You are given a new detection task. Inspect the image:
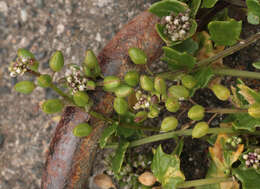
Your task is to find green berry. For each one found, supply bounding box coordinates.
[73,123,92,137]
[103,76,121,91]
[17,48,35,60]
[165,97,180,112]
[168,85,189,99]
[248,103,260,119]
[128,47,147,65]
[181,75,197,89]
[49,51,64,72]
[73,91,89,107]
[192,122,209,138]
[41,99,63,114]
[84,50,98,69]
[140,75,154,92]
[188,105,205,121]
[154,76,166,95]
[114,97,128,115]
[211,84,230,101]
[134,111,148,123]
[161,116,178,132]
[37,74,52,88]
[115,84,134,98]
[124,71,140,87]
[14,81,35,94]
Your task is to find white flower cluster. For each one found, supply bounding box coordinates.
[66,66,88,94]
[161,9,191,41]
[243,149,260,169]
[9,57,34,77]
[133,90,151,110]
[226,136,242,148]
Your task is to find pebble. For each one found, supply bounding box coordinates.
[20,9,27,22]
[57,23,65,35]
[0,133,4,148]
[0,1,8,15]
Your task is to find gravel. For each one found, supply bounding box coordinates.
[0,0,154,188]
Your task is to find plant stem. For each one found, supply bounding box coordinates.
[89,110,113,122]
[105,128,260,149]
[177,177,233,188]
[213,68,260,79]
[206,108,248,114]
[198,32,260,67]
[49,83,73,102]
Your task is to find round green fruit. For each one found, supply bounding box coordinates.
[140,75,154,92]
[49,51,64,72]
[37,74,52,88]
[181,75,197,89]
[211,84,230,101]
[192,122,209,138]
[14,80,35,94]
[84,50,98,69]
[124,70,139,87]
[41,99,63,114]
[73,123,92,137]
[168,85,189,100]
[165,97,180,113]
[103,76,120,91]
[248,103,260,119]
[161,116,178,132]
[114,84,134,98]
[17,48,35,61]
[73,91,89,107]
[188,105,205,121]
[113,97,128,115]
[128,47,147,65]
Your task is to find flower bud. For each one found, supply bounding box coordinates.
[103,76,120,91]
[49,50,64,72]
[148,105,160,118]
[28,61,39,72]
[168,85,189,100]
[165,97,180,112]
[83,66,94,78]
[248,103,260,119]
[14,80,35,94]
[138,171,156,186]
[154,76,166,95]
[73,91,89,107]
[84,50,98,69]
[73,123,92,137]
[192,122,209,138]
[140,75,154,92]
[128,47,147,65]
[188,105,205,121]
[211,84,230,101]
[161,116,178,132]
[113,97,128,115]
[86,80,96,90]
[134,111,148,123]
[17,48,35,61]
[124,70,139,87]
[37,74,52,88]
[181,75,196,89]
[41,99,63,114]
[114,84,134,98]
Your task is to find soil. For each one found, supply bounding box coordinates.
[1,1,260,189]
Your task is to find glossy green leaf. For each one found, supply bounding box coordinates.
[112,140,130,175]
[149,0,188,18]
[202,0,218,8]
[151,145,185,189]
[172,38,199,55]
[208,19,242,46]
[162,46,196,70]
[99,123,118,148]
[248,12,260,25]
[190,0,201,18]
[233,167,260,189]
[190,67,214,96]
[246,0,260,17]
[252,61,260,69]
[232,113,260,132]
[41,99,63,114]
[14,81,35,94]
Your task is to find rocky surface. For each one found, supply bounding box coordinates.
[0,0,154,188]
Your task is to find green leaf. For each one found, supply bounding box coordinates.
[232,113,260,132]
[99,123,118,148]
[14,80,35,94]
[246,0,260,17]
[233,167,260,189]
[112,140,129,175]
[73,123,92,137]
[172,38,199,55]
[190,0,201,18]
[162,46,196,70]
[248,12,260,25]
[253,61,260,69]
[201,0,218,8]
[151,145,185,189]
[208,19,242,46]
[149,0,188,18]
[190,67,214,96]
